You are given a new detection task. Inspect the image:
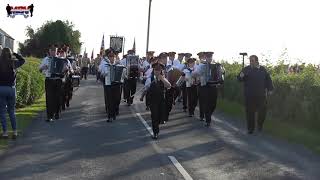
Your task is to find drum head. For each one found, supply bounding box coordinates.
[167,68,182,85]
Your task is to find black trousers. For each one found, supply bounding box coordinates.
[124,78,137,105]
[104,84,120,119]
[45,78,62,119]
[245,96,267,132]
[181,83,187,110]
[165,87,176,121]
[198,85,218,123]
[145,90,151,108]
[187,85,198,115]
[61,77,73,109]
[150,99,166,135]
[96,71,101,81]
[81,67,88,80]
[115,84,122,115]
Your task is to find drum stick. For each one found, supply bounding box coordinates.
[130,86,146,98]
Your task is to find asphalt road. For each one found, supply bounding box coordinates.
[0,76,319,180]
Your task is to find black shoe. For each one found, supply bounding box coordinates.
[200,118,204,121]
[54,114,60,120]
[152,134,158,139]
[205,122,210,127]
[247,131,254,134]
[189,114,194,117]
[107,118,112,122]
[66,101,70,108]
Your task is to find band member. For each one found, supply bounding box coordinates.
[181,58,198,117]
[114,51,123,116]
[39,45,66,122]
[121,49,137,106]
[142,51,155,110]
[80,53,90,80]
[192,52,219,127]
[167,52,180,67]
[159,52,173,123]
[195,52,206,121]
[58,47,73,111]
[144,59,171,139]
[100,48,124,122]
[180,53,192,111]
[140,57,158,108]
[237,55,273,134]
[94,54,102,82]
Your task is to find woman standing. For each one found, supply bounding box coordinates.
[0,48,25,139]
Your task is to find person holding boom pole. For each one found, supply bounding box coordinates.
[237,55,274,134]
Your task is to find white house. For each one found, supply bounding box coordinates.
[0,28,15,50]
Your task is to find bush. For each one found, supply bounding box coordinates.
[221,62,320,131]
[16,57,45,108]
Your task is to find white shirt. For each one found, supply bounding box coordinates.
[120,58,127,66]
[183,67,195,87]
[167,59,180,68]
[192,63,207,86]
[39,56,51,77]
[100,58,126,85]
[142,60,150,69]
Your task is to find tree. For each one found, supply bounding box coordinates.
[19,20,82,57]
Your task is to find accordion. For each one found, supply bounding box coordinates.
[126,55,139,78]
[48,57,68,78]
[206,63,225,85]
[105,64,126,85]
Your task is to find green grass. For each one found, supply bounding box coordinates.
[0,95,46,150]
[217,98,320,155]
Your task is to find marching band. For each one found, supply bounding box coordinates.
[39,40,227,139]
[39,39,225,139]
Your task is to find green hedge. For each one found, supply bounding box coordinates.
[221,62,320,131]
[16,57,45,108]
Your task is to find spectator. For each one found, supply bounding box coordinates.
[0,48,25,139]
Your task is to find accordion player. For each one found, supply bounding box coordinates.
[123,54,139,105]
[39,49,69,122]
[101,48,126,122]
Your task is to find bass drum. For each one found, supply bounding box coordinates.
[167,68,182,87]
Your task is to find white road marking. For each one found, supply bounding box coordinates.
[168,156,194,180]
[136,113,153,136]
[135,112,193,180]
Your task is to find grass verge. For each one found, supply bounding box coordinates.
[217,98,320,155]
[0,95,46,150]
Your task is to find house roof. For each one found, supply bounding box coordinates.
[0,28,15,40]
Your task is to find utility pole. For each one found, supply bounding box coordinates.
[146,0,152,56]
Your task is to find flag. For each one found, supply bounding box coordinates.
[132,37,136,53]
[100,34,105,56]
[83,47,86,56]
[91,49,94,60]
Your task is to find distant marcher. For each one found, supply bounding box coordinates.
[28,4,34,17]
[6,4,12,17]
[238,55,273,134]
[0,48,25,139]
